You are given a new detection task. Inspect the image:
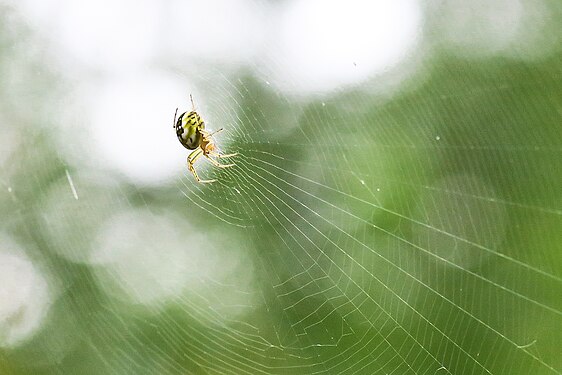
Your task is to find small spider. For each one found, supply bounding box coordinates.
[174,95,237,183]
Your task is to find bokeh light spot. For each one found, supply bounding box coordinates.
[266,0,422,95]
[0,236,51,348]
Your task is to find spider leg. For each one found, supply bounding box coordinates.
[173,108,178,128]
[201,128,223,137]
[187,149,216,183]
[190,94,196,111]
[210,151,238,158]
[205,153,235,168]
[209,128,223,136]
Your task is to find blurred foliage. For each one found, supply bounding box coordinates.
[1,3,561,375]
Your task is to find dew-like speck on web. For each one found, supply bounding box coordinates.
[65,169,79,200]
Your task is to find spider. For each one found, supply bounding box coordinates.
[174,95,237,183]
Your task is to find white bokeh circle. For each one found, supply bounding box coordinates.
[163,0,266,64]
[0,235,51,348]
[91,208,256,312]
[265,0,422,95]
[89,72,189,185]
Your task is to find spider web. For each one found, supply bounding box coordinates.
[1,1,561,375]
[170,68,562,374]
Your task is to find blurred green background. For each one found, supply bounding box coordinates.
[1,1,561,374]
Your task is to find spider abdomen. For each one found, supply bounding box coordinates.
[176,111,204,150]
